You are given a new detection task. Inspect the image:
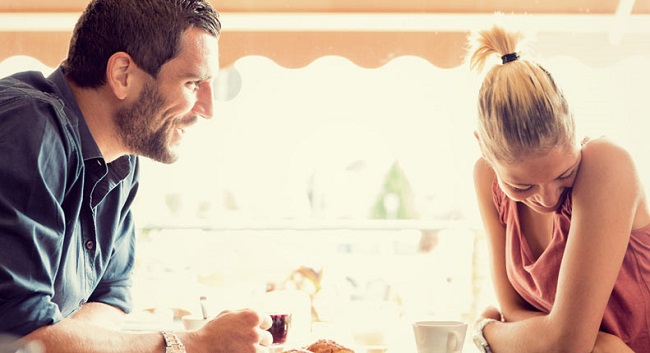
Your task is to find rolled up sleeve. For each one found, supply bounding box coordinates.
[1,69,141,336]
[0,96,77,336]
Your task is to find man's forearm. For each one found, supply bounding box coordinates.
[21,318,166,353]
[70,302,126,330]
[20,302,166,353]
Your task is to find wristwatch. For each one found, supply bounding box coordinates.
[161,330,186,353]
[473,318,498,353]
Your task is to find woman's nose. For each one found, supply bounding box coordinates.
[535,184,563,208]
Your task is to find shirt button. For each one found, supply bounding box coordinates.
[85,240,95,250]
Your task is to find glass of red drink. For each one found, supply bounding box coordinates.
[267,312,292,345]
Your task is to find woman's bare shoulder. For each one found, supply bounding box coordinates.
[583,138,650,227]
[575,136,645,208]
[474,157,496,192]
[582,135,636,156]
[579,137,637,176]
[473,157,495,182]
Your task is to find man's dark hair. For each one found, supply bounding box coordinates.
[63,0,221,88]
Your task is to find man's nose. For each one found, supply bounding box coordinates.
[194,81,214,119]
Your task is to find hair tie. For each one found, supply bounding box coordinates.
[501,52,519,64]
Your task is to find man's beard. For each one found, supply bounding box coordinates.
[114,81,178,164]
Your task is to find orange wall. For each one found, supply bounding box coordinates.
[1,0,649,69]
[2,0,648,14]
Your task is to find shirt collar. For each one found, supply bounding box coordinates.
[47,67,134,179]
[47,67,103,162]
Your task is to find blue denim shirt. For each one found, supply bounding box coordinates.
[0,67,139,336]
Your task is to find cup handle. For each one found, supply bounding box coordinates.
[447,331,462,353]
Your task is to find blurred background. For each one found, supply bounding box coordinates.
[2,0,649,350]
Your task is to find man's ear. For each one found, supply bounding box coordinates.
[106,52,136,100]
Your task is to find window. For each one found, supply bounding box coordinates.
[2,0,649,349]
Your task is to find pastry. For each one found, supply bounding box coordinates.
[281,350,312,353]
[305,339,355,353]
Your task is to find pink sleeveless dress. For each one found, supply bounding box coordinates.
[492,179,650,352]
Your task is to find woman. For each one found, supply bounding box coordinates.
[469,25,650,353]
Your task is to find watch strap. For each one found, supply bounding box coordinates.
[161,330,186,353]
[473,318,498,353]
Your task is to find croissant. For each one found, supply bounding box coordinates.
[305,339,355,353]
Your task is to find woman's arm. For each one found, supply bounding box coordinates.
[593,332,636,353]
[475,158,581,352]
[547,139,641,350]
[474,158,546,321]
[473,139,641,353]
[474,305,635,353]
[473,159,547,328]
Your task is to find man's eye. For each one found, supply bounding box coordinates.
[187,81,201,89]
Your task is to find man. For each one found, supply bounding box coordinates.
[0,0,273,352]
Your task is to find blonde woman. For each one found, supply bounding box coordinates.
[469,25,650,353]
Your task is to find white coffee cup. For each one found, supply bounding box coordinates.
[412,321,467,353]
[181,315,209,331]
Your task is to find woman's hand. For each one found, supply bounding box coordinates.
[592,332,635,353]
[475,305,502,325]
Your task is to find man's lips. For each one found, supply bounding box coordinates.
[175,116,198,132]
[180,115,198,126]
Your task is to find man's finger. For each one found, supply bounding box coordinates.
[260,313,273,330]
[259,329,274,347]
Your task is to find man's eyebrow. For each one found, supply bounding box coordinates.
[182,72,212,81]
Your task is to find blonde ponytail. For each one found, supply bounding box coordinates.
[469,25,575,164]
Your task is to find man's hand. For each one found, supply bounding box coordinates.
[183,308,274,353]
